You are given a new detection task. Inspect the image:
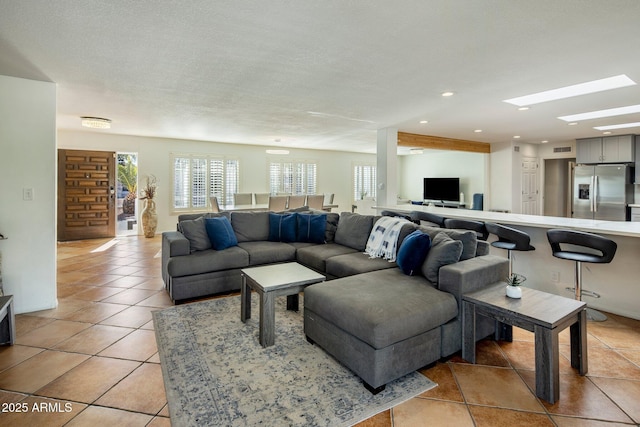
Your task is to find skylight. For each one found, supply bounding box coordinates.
[593,122,640,131]
[503,75,636,107]
[558,104,640,122]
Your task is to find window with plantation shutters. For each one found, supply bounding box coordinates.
[173,157,190,209]
[171,153,239,211]
[353,163,376,201]
[269,160,317,195]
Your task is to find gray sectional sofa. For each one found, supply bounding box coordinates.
[161,209,509,392]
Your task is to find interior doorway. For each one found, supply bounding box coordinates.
[116,153,138,236]
[543,158,575,217]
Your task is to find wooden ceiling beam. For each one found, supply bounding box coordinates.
[397,132,491,153]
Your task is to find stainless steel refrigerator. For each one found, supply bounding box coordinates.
[572,164,632,221]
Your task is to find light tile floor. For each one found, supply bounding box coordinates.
[0,235,638,426]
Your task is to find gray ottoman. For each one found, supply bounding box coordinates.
[304,268,457,393]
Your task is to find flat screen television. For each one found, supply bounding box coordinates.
[423,177,460,203]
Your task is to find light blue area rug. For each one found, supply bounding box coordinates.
[153,295,436,427]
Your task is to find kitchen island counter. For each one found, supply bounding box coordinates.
[375,204,640,320]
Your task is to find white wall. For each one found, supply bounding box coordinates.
[489,142,514,212]
[398,150,487,207]
[58,131,376,233]
[0,75,57,313]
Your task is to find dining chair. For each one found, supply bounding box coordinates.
[209,196,220,213]
[268,196,288,212]
[306,195,325,210]
[287,195,306,209]
[234,193,253,205]
[254,193,270,204]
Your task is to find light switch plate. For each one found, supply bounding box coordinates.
[23,188,34,201]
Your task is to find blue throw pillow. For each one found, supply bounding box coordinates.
[396,230,431,276]
[297,213,327,244]
[268,213,297,242]
[204,216,238,250]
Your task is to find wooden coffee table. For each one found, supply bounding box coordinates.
[462,282,587,403]
[240,262,325,347]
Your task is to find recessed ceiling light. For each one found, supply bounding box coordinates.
[441,91,455,97]
[517,107,530,111]
[419,120,428,124]
[503,74,636,107]
[81,117,111,129]
[594,122,640,131]
[568,122,578,126]
[474,129,482,133]
[541,140,549,143]
[265,149,290,155]
[513,135,521,139]
[558,104,640,122]
[602,131,612,135]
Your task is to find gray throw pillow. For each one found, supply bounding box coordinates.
[334,212,374,251]
[230,211,270,242]
[178,216,212,252]
[418,225,477,260]
[421,232,463,283]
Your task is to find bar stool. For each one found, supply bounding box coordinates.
[409,211,446,227]
[444,218,489,241]
[485,223,535,276]
[546,229,617,322]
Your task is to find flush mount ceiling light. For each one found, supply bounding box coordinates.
[441,91,455,97]
[541,140,549,143]
[265,149,290,155]
[558,104,640,122]
[503,74,636,107]
[81,117,111,129]
[594,122,640,131]
[474,129,482,133]
[419,120,428,124]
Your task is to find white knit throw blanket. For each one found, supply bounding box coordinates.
[364,216,409,262]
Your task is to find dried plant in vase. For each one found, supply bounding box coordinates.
[140,174,157,201]
[140,175,158,237]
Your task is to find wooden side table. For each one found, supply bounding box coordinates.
[0,295,16,345]
[462,283,587,403]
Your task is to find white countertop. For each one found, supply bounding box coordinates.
[629,204,640,208]
[376,204,640,238]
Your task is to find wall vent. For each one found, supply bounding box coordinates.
[514,146,520,152]
[553,146,572,153]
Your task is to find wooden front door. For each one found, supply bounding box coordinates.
[58,149,116,241]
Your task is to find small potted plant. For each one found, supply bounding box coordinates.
[505,273,526,299]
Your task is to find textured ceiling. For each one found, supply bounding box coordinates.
[1,1,640,153]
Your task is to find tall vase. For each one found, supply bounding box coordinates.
[142,199,158,238]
